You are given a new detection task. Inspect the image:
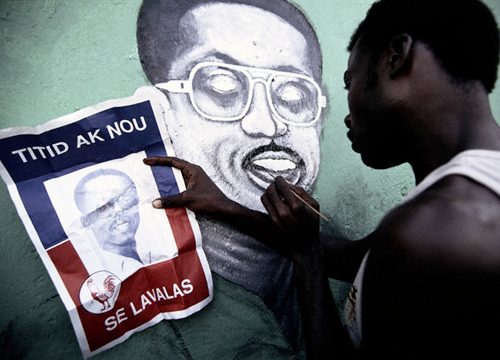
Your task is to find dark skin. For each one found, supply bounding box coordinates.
[144,156,354,357]
[145,33,500,358]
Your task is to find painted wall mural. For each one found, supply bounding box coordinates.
[136,0,324,348]
[2,0,498,358]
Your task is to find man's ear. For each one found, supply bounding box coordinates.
[387,34,414,79]
[81,215,89,227]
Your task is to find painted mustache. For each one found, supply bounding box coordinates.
[242,142,305,187]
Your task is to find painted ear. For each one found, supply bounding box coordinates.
[387,34,414,79]
[81,215,90,227]
[134,85,172,108]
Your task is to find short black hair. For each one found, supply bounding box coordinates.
[348,0,500,93]
[136,0,322,85]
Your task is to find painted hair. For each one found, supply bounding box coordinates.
[136,0,322,85]
[348,0,499,93]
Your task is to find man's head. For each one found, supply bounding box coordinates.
[344,0,500,170]
[348,0,499,93]
[137,0,324,211]
[137,0,322,85]
[74,169,140,258]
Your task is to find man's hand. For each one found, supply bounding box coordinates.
[262,177,354,358]
[144,156,289,253]
[143,156,234,217]
[261,176,321,263]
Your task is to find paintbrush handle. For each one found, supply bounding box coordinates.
[271,175,329,221]
[290,189,330,222]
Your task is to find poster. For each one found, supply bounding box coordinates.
[0,92,213,358]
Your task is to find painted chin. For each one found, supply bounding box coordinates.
[242,144,305,190]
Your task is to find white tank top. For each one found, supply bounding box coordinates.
[343,149,500,349]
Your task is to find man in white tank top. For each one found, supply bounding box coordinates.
[144,0,500,358]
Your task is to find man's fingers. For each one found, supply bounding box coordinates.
[261,191,280,223]
[144,156,198,184]
[263,181,300,225]
[143,156,191,170]
[274,176,298,206]
[152,193,186,209]
[275,176,319,210]
[143,156,170,166]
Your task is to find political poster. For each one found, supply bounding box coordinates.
[0,93,213,358]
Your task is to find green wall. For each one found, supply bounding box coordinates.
[1,0,499,358]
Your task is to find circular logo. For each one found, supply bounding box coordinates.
[79,270,121,314]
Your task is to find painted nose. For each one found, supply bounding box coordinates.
[110,201,124,216]
[241,83,288,138]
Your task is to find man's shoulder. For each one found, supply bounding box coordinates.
[361,175,500,355]
[377,174,500,268]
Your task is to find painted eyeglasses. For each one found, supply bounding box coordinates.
[156,62,326,126]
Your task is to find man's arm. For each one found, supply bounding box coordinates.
[145,156,371,280]
[292,244,355,359]
[144,157,294,255]
[321,233,374,283]
[144,157,356,357]
[262,178,356,358]
[360,176,500,357]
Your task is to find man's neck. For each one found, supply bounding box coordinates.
[103,239,142,263]
[407,84,500,184]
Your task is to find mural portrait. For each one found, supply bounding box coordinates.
[136,0,324,347]
[136,0,323,211]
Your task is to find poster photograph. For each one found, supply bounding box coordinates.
[0,93,213,358]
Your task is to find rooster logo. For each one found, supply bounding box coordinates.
[86,275,117,311]
[79,271,121,314]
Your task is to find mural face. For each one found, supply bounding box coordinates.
[160,3,323,211]
[74,170,141,263]
[136,1,324,346]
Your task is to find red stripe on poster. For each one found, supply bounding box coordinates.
[164,207,197,254]
[47,240,89,305]
[48,208,209,352]
[79,250,209,351]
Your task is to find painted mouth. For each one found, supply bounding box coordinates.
[111,218,134,234]
[242,143,305,189]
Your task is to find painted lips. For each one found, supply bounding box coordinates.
[110,215,137,234]
[242,143,305,189]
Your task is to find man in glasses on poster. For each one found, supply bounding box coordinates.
[74,169,144,275]
[137,0,325,348]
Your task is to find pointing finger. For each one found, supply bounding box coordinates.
[152,193,187,209]
[143,156,192,170]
